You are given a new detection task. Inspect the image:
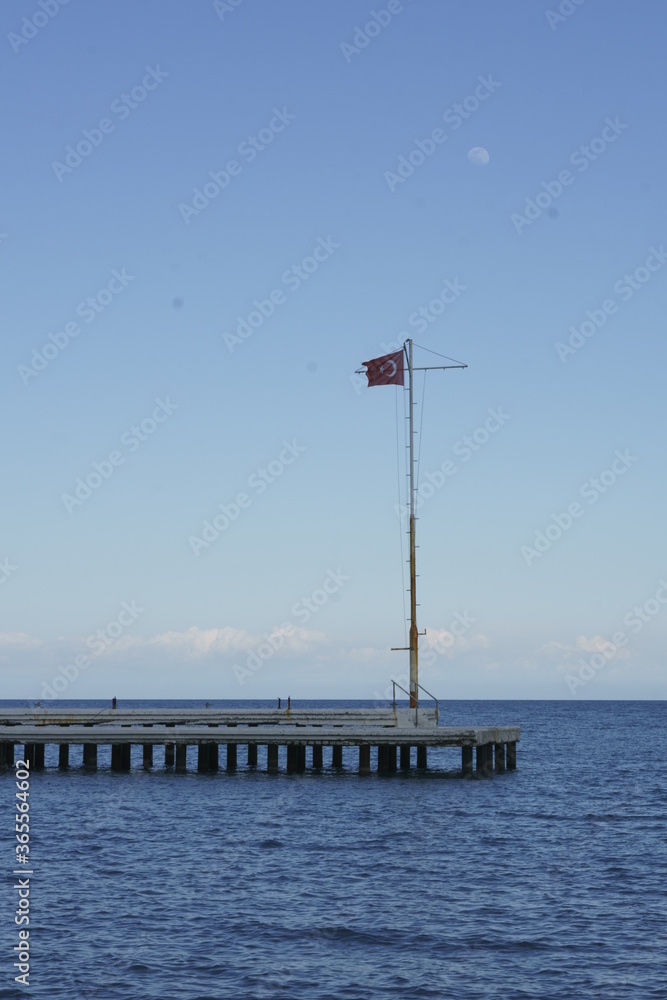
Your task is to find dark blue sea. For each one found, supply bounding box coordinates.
[1,700,666,1000]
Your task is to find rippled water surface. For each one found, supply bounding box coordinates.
[2,699,666,1000]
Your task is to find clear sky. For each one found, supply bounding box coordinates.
[2,0,666,701]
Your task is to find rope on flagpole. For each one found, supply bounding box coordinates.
[395,382,408,649]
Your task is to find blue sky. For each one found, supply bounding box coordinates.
[2,0,666,701]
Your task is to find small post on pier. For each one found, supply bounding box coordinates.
[506,741,517,770]
[359,744,371,775]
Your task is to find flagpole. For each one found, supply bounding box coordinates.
[358,344,467,709]
[407,338,418,709]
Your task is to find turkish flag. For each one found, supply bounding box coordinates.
[362,349,405,387]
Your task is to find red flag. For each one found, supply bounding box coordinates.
[362,349,404,387]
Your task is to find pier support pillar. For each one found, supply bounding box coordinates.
[143,744,153,769]
[208,743,219,771]
[312,744,323,769]
[175,744,187,773]
[121,744,131,770]
[247,743,258,767]
[0,743,5,768]
[416,746,427,769]
[267,744,278,773]
[494,743,505,772]
[359,744,371,775]
[165,743,175,767]
[111,744,122,771]
[24,744,35,769]
[226,743,237,770]
[297,745,306,772]
[3,743,13,767]
[332,745,343,768]
[486,743,494,773]
[506,741,517,770]
[197,744,209,773]
[377,745,388,773]
[462,746,473,777]
[83,744,97,769]
[35,744,45,770]
[286,744,298,773]
[387,745,397,772]
[59,744,69,768]
[400,745,411,770]
[476,745,487,775]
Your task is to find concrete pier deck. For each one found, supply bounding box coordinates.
[0,707,520,775]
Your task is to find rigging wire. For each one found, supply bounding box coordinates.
[415,369,427,492]
[395,384,408,648]
[412,342,467,367]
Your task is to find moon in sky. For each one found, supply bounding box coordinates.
[467,146,490,166]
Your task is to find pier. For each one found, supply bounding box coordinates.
[0,706,519,776]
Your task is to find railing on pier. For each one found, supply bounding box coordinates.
[391,680,440,727]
